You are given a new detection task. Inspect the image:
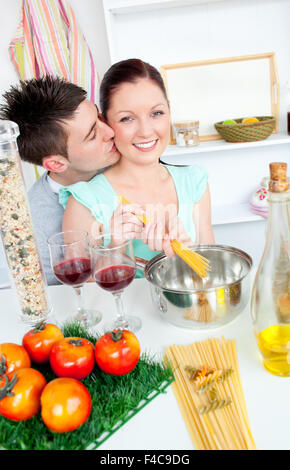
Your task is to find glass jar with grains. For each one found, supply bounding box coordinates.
[0,120,51,324]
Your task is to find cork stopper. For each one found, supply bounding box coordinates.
[269,162,289,192]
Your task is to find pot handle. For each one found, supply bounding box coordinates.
[135,256,148,272]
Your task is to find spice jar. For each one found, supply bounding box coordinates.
[173,121,199,147]
[0,120,51,324]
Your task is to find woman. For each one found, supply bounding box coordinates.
[60,59,215,267]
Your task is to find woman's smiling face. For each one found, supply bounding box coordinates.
[106,78,170,165]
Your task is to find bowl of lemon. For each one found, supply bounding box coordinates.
[214,116,276,142]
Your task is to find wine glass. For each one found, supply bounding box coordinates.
[91,233,141,333]
[48,230,102,328]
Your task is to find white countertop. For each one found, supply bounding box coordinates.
[0,277,289,451]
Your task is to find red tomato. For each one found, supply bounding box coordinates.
[50,337,95,380]
[22,322,64,363]
[0,368,46,421]
[95,329,141,375]
[0,343,31,376]
[41,377,91,433]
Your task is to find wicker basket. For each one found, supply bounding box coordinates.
[214,116,276,142]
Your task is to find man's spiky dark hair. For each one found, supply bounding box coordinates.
[0,75,87,166]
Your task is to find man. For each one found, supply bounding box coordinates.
[0,76,120,284]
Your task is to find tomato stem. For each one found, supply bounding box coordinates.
[68,339,84,347]
[0,354,7,375]
[32,320,46,334]
[110,330,123,342]
[0,373,18,400]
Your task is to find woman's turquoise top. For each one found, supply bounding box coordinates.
[59,164,208,277]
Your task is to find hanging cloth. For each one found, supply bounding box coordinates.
[8,0,98,179]
[9,0,97,101]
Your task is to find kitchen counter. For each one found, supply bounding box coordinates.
[0,277,289,450]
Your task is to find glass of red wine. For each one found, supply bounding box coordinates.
[48,230,102,328]
[91,233,141,333]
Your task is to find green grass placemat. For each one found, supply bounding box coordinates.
[0,322,173,450]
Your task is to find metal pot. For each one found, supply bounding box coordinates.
[136,245,252,330]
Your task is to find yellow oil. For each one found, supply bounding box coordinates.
[256,325,290,377]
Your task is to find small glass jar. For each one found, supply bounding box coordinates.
[0,120,51,325]
[173,121,199,147]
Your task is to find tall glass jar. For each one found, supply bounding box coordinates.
[0,120,51,324]
[251,162,290,376]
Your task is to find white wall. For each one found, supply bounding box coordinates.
[102,0,290,266]
[109,0,290,133]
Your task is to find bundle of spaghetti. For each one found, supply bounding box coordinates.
[170,240,210,278]
[165,337,256,450]
[118,196,211,278]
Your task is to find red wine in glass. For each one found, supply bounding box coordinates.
[48,230,102,328]
[53,257,92,286]
[94,264,136,292]
[91,235,141,332]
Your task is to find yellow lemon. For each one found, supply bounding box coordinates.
[242,117,259,123]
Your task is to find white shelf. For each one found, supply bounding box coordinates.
[107,0,226,14]
[161,133,290,164]
[212,202,265,226]
[162,134,283,227]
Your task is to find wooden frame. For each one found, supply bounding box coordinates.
[160,52,280,144]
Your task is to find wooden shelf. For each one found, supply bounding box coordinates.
[161,133,290,164]
[106,0,225,14]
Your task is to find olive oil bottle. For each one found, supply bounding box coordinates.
[251,162,290,376]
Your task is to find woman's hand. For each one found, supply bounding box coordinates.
[109,203,145,244]
[141,213,193,258]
